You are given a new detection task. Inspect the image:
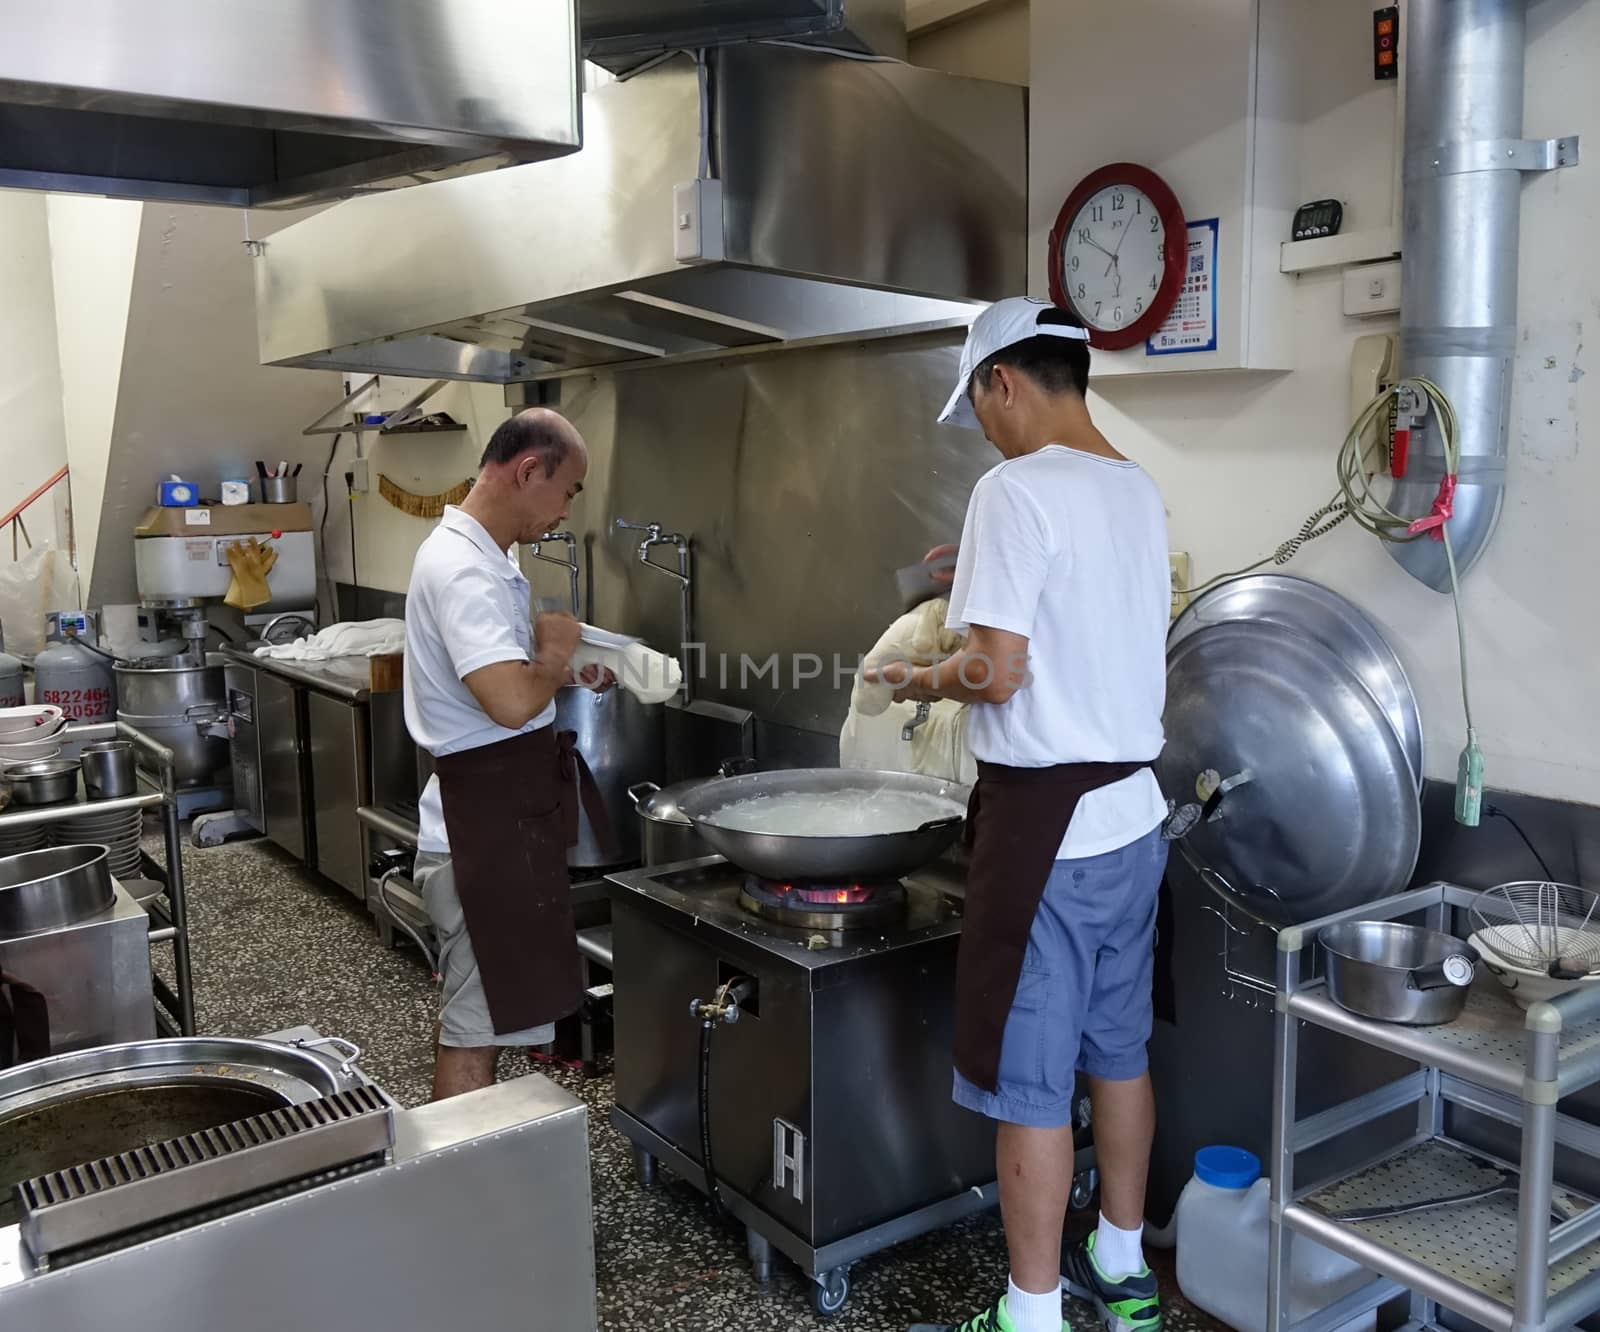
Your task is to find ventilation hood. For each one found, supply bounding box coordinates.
[253,44,1025,383]
[0,0,582,208]
[583,0,906,68]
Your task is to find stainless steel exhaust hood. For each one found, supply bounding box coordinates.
[253,45,1025,383]
[0,0,582,208]
[583,0,907,67]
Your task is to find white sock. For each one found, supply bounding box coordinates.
[1007,1275,1062,1332]
[1094,1213,1146,1280]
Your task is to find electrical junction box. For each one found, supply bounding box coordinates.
[1169,551,1192,619]
[673,178,724,264]
[1343,260,1402,317]
[350,458,371,494]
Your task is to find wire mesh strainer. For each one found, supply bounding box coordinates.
[1470,881,1600,978]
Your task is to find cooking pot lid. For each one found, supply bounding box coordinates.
[1159,619,1420,925]
[1170,574,1422,788]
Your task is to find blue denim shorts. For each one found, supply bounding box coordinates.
[952,826,1168,1127]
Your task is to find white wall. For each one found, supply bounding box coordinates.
[0,191,69,562]
[341,380,512,596]
[1031,2,1599,805]
[46,195,142,594]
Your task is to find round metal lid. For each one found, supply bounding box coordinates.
[1170,575,1422,790]
[1160,620,1421,925]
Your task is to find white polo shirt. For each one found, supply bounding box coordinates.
[946,445,1170,860]
[404,506,554,853]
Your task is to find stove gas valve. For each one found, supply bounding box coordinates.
[691,976,754,1024]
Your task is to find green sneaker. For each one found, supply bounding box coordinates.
[909,1294,1070,1332]
[1061,1235,1162,1332]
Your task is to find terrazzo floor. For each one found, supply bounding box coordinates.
[150,828,1222,1332]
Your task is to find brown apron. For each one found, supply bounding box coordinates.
[434,726,610,1035]
[955,758,1154,1092]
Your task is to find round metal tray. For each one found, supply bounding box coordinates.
[1160,619,1421,925]
[1170,574,1422,789]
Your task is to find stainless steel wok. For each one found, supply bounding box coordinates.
[673,768,969,881]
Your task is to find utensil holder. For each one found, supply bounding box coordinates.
[261,475,297,504]
[81,740,136,799]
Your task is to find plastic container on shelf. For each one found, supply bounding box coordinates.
[1175,1146,1376,1332]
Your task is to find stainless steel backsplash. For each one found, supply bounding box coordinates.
[530,328,991,739]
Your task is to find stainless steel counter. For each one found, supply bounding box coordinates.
[222,644,373,702]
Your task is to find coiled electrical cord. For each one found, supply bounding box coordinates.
[1176,377,1479,819]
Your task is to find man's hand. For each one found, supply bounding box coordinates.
[567,663,617,692]
[863,625,1030,707]
[923,543,958,591]
[535,611,582,666]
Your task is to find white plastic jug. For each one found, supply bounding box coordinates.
[1175,1146,1375,1332]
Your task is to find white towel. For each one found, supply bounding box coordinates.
[570,638,682,704]
[254,618,405,662]
[840,599,977,786]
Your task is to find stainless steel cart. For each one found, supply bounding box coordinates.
[1270,882,1600,1332]
[0,720,195,1036]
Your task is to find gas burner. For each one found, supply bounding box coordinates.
[738,876,908,931]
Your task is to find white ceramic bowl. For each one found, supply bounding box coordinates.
[0,739,64,764]
[1469,929,1600,1009]
[0,705,64,738]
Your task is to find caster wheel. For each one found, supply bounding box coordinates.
[812,1268,850,1318]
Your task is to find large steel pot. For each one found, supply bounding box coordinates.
[116,654,229,789]
[674,767,969,881]
[557,684,665,868]
[0,1035,360,1226]
[627,760,756,867]
[1320,921,1476,1025]
[0,844,113,935]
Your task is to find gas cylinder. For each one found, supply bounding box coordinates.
[0,623,24,708]
[34,610,117,723]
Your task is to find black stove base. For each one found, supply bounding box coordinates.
[611,1106,1000,1317]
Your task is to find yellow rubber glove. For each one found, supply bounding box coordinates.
[224,538,279,610]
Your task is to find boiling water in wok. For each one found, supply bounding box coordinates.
[676,769,970,881]
[705,790,960,838]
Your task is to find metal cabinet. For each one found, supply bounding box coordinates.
[223,662,266,835]
[307,690,371,900]
[257,670,310,861]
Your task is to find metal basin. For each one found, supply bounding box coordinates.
[1320,921,1476,1026]
[4,758,79,806]
[674,768,969,881]
[0,1036,358,1225]
[0,844,113,936]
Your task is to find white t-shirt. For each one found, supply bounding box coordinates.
[946,445,1169,859]
[404,506,554,853]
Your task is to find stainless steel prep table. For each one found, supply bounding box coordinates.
[224,646,374,900]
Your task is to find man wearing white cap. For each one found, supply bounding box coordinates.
[868,298,1171,1332]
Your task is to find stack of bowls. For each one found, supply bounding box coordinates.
[0,823,49,857]
[0,705,67,770]
[53,808,144,880]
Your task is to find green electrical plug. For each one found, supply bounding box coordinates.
[1455,729,1483,827]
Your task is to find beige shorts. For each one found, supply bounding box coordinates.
[414,851,556,1049]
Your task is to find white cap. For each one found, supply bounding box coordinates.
[937,297,1090,429]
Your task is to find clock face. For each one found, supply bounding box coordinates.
[1059,186,1166,334]
[1047,164,1186,351]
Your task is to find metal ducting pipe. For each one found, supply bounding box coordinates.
[1388,0,1525,590]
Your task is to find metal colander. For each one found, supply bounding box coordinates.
[1470,881,1600,976]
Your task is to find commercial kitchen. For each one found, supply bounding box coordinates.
[0,1,1595,1330]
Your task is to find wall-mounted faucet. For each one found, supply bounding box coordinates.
[528,530,580,615]
[615,518,693,702]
